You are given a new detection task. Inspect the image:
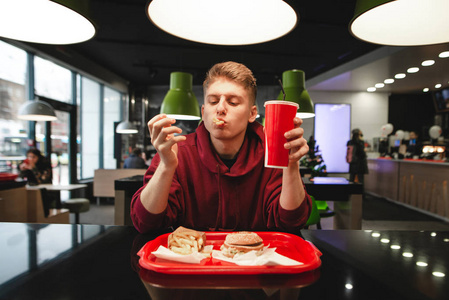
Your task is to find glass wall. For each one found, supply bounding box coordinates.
[34,56,71,103]
[0,41,28,172]
[80,77,100,179]
[103,87,121,169]
[0,41,124,180]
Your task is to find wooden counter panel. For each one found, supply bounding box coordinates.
[367,159,449,220]
[365,159,399,200]
[398,163,449,218]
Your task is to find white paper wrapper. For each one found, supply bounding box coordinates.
[211,247,303,266]
[151,245,213,264]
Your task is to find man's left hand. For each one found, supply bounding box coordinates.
[284,117,309,163]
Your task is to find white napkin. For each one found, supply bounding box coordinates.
[211,247,303,266]
[151,245,213,264]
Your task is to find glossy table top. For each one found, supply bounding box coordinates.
[303,177,363,201]
[0,223,447,300]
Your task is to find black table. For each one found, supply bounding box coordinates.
[304,177,364,229]
[0,223,447,300]
[115,175,145,225]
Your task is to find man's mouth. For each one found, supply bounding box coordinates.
[213,117,225,126]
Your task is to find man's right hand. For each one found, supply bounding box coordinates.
[147,114,186,168]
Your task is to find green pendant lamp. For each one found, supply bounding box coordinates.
[277,70,314,119]
[160,72,201,120]
[349,0,449,46]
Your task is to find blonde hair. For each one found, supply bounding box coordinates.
[203,61,257,105]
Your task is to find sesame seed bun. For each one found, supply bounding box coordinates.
[220,232,264,258]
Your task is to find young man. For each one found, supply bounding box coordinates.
[131,61,311,233]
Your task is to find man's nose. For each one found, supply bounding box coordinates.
[216,97,227,114]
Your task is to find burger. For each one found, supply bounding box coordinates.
[220,231,264,258]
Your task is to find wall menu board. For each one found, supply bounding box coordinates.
[314,103,351,173]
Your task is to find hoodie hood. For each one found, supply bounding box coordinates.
[195,121,264,176]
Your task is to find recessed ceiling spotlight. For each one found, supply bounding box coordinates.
[439,51,449,58]
[421,60,435,66]
[435,84,442,88]
[407,67,420,73]
[367,87,376,92]
[395,73,406,79]
[423,88,430,92]
[375,83,385,88]
[416,261,428,267]
[432,272,445,278]
[384,79,394,84]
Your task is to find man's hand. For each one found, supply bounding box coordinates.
[284,117,309,164]
[147,114,186,168]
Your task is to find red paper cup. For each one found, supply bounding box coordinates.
[264,100,299,168]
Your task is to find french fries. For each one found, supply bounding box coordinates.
[213,117,224,125]
[168,227,206,255]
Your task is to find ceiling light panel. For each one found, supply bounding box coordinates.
[350,0,449,46]
[147,0,297,45]
[0,0,95,44]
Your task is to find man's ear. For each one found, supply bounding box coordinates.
[248,105,257,123]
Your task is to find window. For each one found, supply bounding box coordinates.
[80,77,100,179]
[0,41,28,172]
[34,56,71,103]
[103,87,121,169]
[0,41,124,180]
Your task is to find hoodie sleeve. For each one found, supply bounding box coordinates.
[264,169,312,233]
[130,154,183,233]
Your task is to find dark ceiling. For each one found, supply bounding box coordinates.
[57,0,381,87]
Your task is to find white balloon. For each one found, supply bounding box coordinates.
[395,130,405,140]
[404,131,410,140]
[429,125,442,139]
[381,123,394,136]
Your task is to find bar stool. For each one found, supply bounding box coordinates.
[62,198,90,224]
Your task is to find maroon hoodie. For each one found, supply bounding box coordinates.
[130,121,311,234]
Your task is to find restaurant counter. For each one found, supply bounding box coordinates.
[366,158,449,221]
[0,222,448,300]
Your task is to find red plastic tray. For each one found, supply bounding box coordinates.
[138,231,322,275]
[0,173,18,182]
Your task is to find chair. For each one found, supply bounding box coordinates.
[316,200,336,219]
[62,198,90,224]
[305,195,322,229]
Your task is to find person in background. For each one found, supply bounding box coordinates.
[124,148,148,169]
[131,61,311,234]
[19,148,52,184]
[347,128,368,183]
[407,131,422,158]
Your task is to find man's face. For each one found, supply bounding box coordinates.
[202,77,257,142]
